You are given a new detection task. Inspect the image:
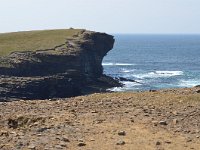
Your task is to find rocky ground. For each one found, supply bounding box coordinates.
[0,87,200,150]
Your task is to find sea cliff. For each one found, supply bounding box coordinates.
[0,29,120,101]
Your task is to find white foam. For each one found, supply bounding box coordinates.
[102,62,135,66]
[108,81,141,92]
[133,71,183,79]
[121,68,136,73]
[155,71,183,76]
[179,79,200,87]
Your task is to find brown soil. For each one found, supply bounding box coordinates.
[0,87,200,150]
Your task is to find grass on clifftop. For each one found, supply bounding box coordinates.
[0,29,83,56]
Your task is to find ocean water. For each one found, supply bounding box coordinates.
[102,34,200,91]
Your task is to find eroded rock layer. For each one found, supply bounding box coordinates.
[0,30,120,101]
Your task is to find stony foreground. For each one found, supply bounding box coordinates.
[0,87,200,150]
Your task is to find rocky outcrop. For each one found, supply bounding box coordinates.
[0,30,120,101]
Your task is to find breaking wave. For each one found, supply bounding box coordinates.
[178,79,200,87]
[133,71,184,79]
[108,81,142,92]
[102,62,135,66]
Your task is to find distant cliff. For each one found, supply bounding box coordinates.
[0,29,120,101]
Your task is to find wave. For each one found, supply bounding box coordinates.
[121,68,136,73]
[133,71,183,79]
[102,62,135,66]
[178,79,200,87]
[107,81,142,92]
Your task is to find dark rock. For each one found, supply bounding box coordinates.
[36,127,50,132]
[149,89,157,92]
[119,77,135,82]
[118,131,126,136]
[159,121,167,125]
[0,30,120,101]
[116,140,125,145]
[186,138,192,142]
[195,90,200,93]
[77,142,86,147]
[165,140,172,144]
[8,118,18,129]
[195,85,200,88]
[118,77,142,84]
[156,141,161,145]
[61,137,70,142]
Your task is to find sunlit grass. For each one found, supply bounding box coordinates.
[0,29,83,56]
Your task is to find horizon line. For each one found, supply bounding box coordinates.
[109,33,200,35]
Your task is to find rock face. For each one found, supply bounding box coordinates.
[0,30,120,101]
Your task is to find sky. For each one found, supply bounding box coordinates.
[0,0,200,34]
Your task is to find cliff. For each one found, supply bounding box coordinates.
[0,29,120,101]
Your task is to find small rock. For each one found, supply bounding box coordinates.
[149,89,157,92]
[55,145,63,149]
[195,90,200,93]
[0,130,9,136]
[16,142,24,149]
[118,131,126,136]
[37,134,42,136]
[28,144,36,149]
[116,140,125,145]
[60,142,67,147]
[78,142,86,147]
[36,127,49,132]
[156,141,161,145]
[10,131,17,136]
[91,110,98,113]
[172,119,178,125]
[62,137,70,142]
[78,139,84,142]
[186,138,192,142]
[159,121,167,125]
[172,111,178,115]
[165,140,172,144]
[152,121,158,126]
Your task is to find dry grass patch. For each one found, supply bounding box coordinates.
[0,29,83,56]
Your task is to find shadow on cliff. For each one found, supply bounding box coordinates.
[0,30,121,101]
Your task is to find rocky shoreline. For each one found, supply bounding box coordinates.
[0,29,120,101]
[0,87,200,149]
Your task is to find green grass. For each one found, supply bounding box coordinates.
[0,29,83,56]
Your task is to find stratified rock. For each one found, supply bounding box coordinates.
[0,29,121,101]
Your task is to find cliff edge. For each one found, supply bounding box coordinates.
[0,29,120,101]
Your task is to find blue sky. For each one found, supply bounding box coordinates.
[0,0,200,33]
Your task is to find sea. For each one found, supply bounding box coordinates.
[102,34,200,91]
